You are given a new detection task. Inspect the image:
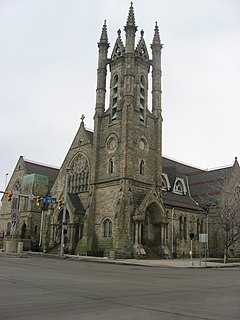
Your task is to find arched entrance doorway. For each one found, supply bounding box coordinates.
[20,222,27,239]
[140,202,168,257]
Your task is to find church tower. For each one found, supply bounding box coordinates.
[83,3,167,258]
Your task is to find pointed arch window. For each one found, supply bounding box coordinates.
[139,76,146,122]
[184,217,187,240]
[20,222,27,239]
[103,218,112,237]
[179,216,184,240]
[111,74,118,121]
[173,178,187,195]
[108,158,114,174]
[140,159,145,175]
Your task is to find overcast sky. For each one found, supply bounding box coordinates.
[1,0,240,192]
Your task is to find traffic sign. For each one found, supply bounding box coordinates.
[42,197,57,205]
[28,194,35,201]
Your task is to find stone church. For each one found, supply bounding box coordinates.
[49,3,167,258]
[1,3,239,259]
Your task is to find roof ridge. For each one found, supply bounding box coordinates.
[24,158,59,170]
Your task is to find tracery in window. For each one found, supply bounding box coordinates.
[173,178,186,195]
[69,154,89,193]
[106,134,118,152]
[103,218,112,237]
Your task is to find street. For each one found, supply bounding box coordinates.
[0,255,239,320]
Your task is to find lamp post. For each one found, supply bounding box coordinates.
[60,168,70,256]
[5,173,9,189]
[189,232,194,267]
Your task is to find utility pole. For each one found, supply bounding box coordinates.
[60,169,69,256]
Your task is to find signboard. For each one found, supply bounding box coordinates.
[42,197,57,205]
[199,233,208,243]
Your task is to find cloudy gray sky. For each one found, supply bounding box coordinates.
[1,0,240,192]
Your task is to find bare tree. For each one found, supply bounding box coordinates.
[189,162,240,261]
[218,184,240,262]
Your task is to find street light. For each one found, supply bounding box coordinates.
[5,173,9,189]
[189,232,194,267]
[60,168,70,256]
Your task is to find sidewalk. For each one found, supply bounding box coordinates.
[1,251,240,268]
[63,255,240,268]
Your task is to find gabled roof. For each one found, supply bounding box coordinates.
[162,156,233,208]
[163,192,203,211]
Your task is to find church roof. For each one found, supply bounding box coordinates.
[85,129,93,144]
[162,156,232,209]
[188,167,231,207]
[68,193,85,215]
[162,192,202,211]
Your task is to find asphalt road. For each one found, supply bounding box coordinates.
[0,256,239,320]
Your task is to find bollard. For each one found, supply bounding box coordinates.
[6,240,13,253]
[17,241,24,253]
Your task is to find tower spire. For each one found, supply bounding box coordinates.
[95,20,109,117]
[98,20,109,46]
[151,21,162,48]
[124,2,137,53]
[151,21,163,117]
[126,2,136,27]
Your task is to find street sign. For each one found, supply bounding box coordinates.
[28,194,35,201]
[42,197,57,205]
[199,233,208,243]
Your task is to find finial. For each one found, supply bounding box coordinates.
[98,20,109,47]
[80,114,85,123]
[140,29,144,38]
[235,156,238,162]
[126,2,136,27]
[151,21,162,49]
[117,29,121,37]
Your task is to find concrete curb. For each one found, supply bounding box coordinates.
[1,251,240,269]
